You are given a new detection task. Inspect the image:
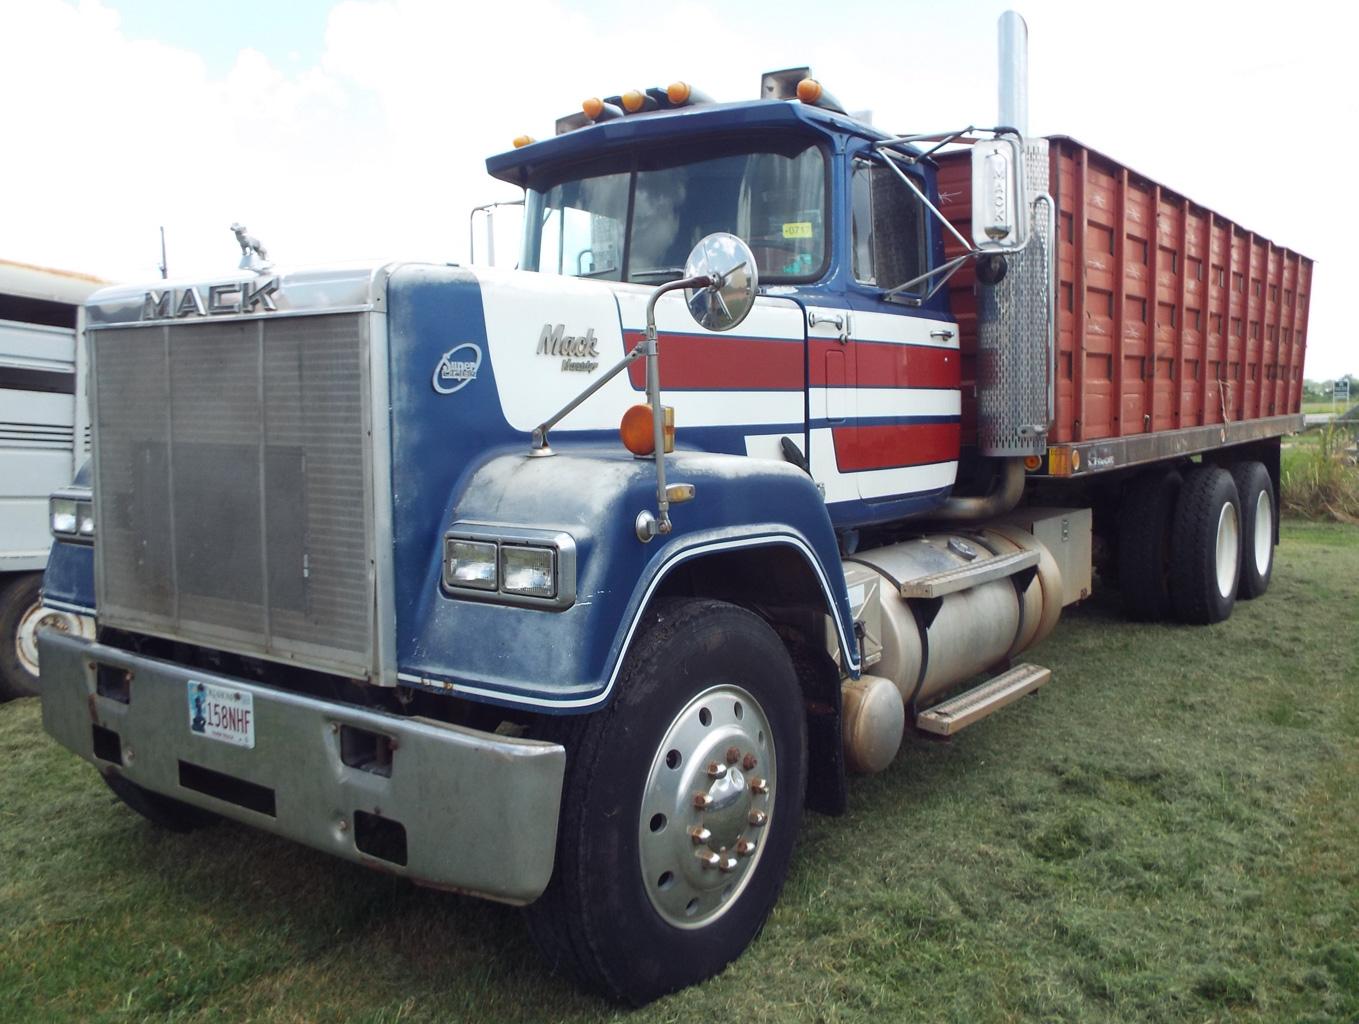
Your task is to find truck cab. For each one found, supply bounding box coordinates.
[486,96,966,526]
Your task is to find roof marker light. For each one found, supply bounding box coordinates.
[621,89,648,113]
[795,77,847,114]
[582,97,624,123]
[666,81,692,105]
[512,135,535,149]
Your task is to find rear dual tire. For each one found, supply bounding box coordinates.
[1117,469,1182,621]
[1230,461,1275,599]
[1169,465,1242,625]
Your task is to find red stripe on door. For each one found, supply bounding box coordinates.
[808,338,959,389]
[624,332,803,390]
[832,421,960,472]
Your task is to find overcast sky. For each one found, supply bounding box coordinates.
[2,0,1352,377]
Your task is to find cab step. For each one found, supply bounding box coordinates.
[897,548,1039,598]
[914,663,1051,736]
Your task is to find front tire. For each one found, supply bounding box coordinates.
[526,599,807,1005]
[1170,465,1242,625]
[103,773,219,832]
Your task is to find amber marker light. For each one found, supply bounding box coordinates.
[512,135,535,149]
[796,78,823,104]
[622,89,646,113]
[666,81,692,105]
[620,405,676,456]
[620,404,656,456]
[582,97,604,120]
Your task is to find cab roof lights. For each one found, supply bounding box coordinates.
[551,72,846,137]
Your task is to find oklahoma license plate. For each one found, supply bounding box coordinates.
[187,680,255,749]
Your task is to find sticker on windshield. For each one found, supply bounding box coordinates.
[782,222,814,239]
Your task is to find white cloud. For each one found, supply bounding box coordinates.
[0,0,1351,376]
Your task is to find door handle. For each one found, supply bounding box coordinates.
[930,328,956,341]
[809,311,850,344]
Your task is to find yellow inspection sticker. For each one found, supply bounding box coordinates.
[782,222,814,239]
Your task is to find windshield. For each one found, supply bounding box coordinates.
[522,137,826,283]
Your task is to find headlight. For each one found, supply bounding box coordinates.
[50,497,78,537]
[500,545,556,598]
[440,527,577,609]
[50,491,94,542]
[444,539,498,590]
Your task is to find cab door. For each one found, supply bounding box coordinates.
[826,156,962,512]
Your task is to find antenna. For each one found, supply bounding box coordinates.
[158,226,168,279]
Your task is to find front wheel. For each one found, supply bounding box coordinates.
[526,599,807,1005]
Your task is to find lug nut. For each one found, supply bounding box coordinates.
[748,809,767,827]
[695,849,720,870]
[718,856,739,873]
[726,746,741,765]
[338,818,349,832]
[707,761,727,779]
[693,792,713,809]
[736,838,757,856]
[749,777,769,795]
[742,753,758,771]
[688,825,712,845]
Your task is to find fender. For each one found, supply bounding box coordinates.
[396,448,860,712]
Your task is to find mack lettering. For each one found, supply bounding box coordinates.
[537,323,600,360]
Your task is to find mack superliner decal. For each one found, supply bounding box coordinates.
[433,342,483,394]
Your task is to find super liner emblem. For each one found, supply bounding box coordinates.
[433,342,483,394]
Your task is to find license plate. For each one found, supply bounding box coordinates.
[187,680,255,749]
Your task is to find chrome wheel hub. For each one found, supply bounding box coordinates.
[639,685,775,929]
[1215,501,1240,599]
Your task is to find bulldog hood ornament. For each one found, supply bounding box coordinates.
[231,222,272,273]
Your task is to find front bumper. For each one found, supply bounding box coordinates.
[38,631,566,904]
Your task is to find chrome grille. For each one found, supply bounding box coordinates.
[92,313,374,677]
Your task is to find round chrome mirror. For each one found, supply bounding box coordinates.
[683,233,758,332]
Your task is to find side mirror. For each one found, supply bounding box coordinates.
[682,233,759,332]
[970,138,1028,251]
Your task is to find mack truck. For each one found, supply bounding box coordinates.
[36,15,1311,1004]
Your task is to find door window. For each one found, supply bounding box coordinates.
[851,158,927,293]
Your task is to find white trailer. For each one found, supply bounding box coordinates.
[0,259,102,698]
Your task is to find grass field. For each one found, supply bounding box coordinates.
[3,521,1357,1023]
[1301,399,1356,415]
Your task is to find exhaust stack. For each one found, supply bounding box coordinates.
[998,10,1029,135]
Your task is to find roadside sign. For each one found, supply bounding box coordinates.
[1336,379,1351,404]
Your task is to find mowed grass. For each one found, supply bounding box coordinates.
[3,522,1357,1023]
